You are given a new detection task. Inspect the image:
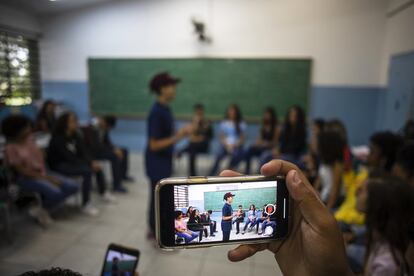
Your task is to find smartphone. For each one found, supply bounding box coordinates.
[101,243,140,276]
[155,175,291,249]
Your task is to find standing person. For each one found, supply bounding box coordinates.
[177,104,213,175]
[35,100,57,133]
[210,104,246,175]
[243,107,279,174]
[145,72,192,237]
[48,112,112,216]
[232,204,245,234]
[222,192,235,242]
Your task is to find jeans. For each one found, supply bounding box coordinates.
[177,231,199,243]
[210,146,245,175]
[17,172,79,209]
[54,163,106,206]
[261,220,276,233]
[243,219,257,231]
[233,217,244,233]
[179,141,209,176]
[209,220,217,234]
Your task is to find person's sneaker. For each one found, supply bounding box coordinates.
[241,231,245,235]
[210,234,216,237]
[258,232,263,235]
[101,191,117,203]
[82,203,100,216]
[236,231,239,235]
[113,186,128,193]
[28,206,54,227]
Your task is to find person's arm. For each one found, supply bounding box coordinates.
[50,136,83,164]
[326,162,343,209]
[236,133,246,147]
[221,159,354,276]
[149,125,191,152]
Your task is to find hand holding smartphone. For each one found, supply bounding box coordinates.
[155,175,291,249]
[101,244,140,276]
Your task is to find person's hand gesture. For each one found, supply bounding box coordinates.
[220,160,353,276]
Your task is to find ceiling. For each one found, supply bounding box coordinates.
[0,0,117,15]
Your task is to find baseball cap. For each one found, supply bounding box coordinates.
[223,192,235,200]
[149,72,181,92]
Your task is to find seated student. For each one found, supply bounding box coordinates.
[188,209,208,241]
[2,115,79,226]
[259,203,277,236]
[255,205,268,234]
[313,131,345,210]
[243,107,279,174]
[35,100,57,133]
[186,206,194,218]
[356,174,414,275]
[242,204,257,234]
[210,104,246,175]
[178,104,213,176]
[47,112,114,216]
[261,105,307,167]
[393,141,414,188]
[175,210,198,243]
[325,119,353,172]
[232,204,245,234]
[302,119,325,181]
[82,115,130,193]
[366,131,403,172]
[201,210,217,236]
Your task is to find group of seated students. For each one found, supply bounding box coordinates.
[0,100,133,226]
[178,103,306,175]
[174,204,277,243]
[178,104,414,274]
[232,204,276,236]
[174,208,217,243]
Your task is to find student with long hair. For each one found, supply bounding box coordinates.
[278,105,307,164]
[243,107,279,174]
[314,131,345,210]
[188,209,208,242]
[210,104,246,175]
[242,204,257,234]
[35,100,57,133]
[356,174,414,275]
[47,112,112,216]
[175,210,198,244]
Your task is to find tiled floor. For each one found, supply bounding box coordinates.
[0,154,282,276]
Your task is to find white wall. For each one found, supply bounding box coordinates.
[39,0,388,86]
[0,4,41,34]
[380,3,414,84]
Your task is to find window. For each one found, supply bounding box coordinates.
[0,31,40,106]
[174,185,189,208]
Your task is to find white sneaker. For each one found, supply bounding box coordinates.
[82,203,100,216]
[102,191,117,204]
[28,206,54,227]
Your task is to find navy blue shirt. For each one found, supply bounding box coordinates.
[145,102,174,182]
[221,202,233,231]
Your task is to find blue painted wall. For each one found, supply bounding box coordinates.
[39,81,385,151]
[381,51,414,131]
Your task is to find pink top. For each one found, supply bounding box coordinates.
[365,241,401,276]
[175,219,187,231]
[5,135,47,176]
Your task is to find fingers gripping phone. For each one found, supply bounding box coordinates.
[155,175,291,249]
[101,243,140,276]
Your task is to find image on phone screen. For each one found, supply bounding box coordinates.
[102,249,138,276]
[173,180,279,245]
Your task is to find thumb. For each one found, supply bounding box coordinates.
[286,170,332,230]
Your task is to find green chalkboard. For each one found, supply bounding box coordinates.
[204,187,276,211]
[88,58,312,120]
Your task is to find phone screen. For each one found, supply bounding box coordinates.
[171,179,285,246]
[102,248,139,276]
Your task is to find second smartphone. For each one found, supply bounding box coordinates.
[156,175,291,249]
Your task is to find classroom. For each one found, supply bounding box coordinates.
[0,0,413,275]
